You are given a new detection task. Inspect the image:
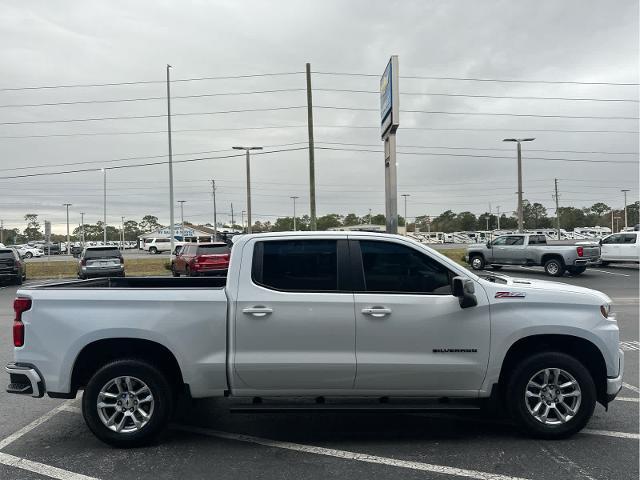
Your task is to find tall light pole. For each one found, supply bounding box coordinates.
[178,200,186,237]
[496,206,501,231]
[241,211,246,233]
[121,216,125,250]
[401,194,410,234]
[621,189,630,229]
[102,168,107,243]
[290,196,299,231]
[233,146,262,234]
[306,63,317,230]
[503,138,535,233]
[63,204,72,255]
[167,64,176,253]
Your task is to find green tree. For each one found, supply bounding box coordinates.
[123,220,141,240]
[140,215,162,233]
[317,214,343,230]
[370,214,386,225]
[456,211,478,231]
[589,202,611,216]
[522,201,550,228]
[23,214,43,241]
[343,213,361,226]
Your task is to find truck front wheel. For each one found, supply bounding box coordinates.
[82,359,173,448]
[543,258,565,277]
[469,255,485,270]
[506,352,596,439]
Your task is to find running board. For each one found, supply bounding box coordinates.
[229,403,481,413]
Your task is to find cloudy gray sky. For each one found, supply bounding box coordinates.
[0,0,638,233]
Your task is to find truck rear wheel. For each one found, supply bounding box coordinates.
[543,258,565,277]
[82,359,173,448]
[149,247,158,254]
[506,352,595,439]
[469,255,485,270]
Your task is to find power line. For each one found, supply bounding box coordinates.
[0,106,306,125]
[0,89,307,108]
[315,105,639,120]
[2,124,638,140]
[0,147,308,180]
[0,72,305,92]
[311,71,639,86]
[316,146,639,164]
[0,142,309,172]
[315,141,639,156]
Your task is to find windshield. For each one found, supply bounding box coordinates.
[84,248,121,259]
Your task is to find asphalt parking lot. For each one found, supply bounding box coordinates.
[0,265,637,480]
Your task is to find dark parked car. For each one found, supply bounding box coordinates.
[0,248,26,285]
[171,242,230,277]
[77,246,125,279]
[40,242,61,255]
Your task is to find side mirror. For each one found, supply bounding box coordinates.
[452,276,478,309]
[486,241,492,248]
[599,239,603,245]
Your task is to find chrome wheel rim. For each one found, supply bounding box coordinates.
[525,368,581,425]
[97,376,154,434]
[471,258,482,269]
[546,262,559,275]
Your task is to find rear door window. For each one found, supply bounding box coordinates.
[622,234,637,244]
[252,240,339,292]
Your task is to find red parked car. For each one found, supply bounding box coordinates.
[171,242,230,277]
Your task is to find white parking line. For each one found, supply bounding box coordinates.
[582,429,640,440]
[623,383,640,394]
[616,397,639,403]
[173,424,533,480]
[620,341,640,351]
[589,269,631,277]
[0,452,98,480]
[0,400,75,450]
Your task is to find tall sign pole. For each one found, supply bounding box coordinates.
[211,179,217,241]
[380,56,400,234]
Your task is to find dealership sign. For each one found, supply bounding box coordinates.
[380,55,399,139]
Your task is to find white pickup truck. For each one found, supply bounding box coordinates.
[6,232,623,447]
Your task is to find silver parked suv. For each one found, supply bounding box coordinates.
[77,246,125,279]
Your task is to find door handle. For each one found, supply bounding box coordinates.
[242,306,273,317]
[361,307,392,317]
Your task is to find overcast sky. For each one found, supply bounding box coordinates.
[0,0,638,233]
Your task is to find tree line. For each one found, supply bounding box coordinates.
[2,200,637,245]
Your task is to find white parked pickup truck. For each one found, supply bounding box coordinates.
[6,232,623,447]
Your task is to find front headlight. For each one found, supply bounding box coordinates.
[600,304,611,318]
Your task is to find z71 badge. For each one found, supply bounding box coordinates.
[495,291,526,298]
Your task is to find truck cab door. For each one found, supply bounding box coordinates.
[350,238,490,395]
[232,238,356,393]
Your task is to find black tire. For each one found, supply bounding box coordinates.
[171,265,180,277]
[599,261,609,267]
[186,266,197,277]
[14,274,23,286]
[543,258,565,277]
[149,247,158,254]
[469,255,485,270]
[25,252,33,259]
[566,266,587,276]
[506,352,596,439]
[82,359,173,448]
[491,265,503,270]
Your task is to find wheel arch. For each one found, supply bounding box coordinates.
[70,338,186,397]
[498,334,608,406]
[541,253,565,266]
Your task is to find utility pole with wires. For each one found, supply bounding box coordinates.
[121,216,125,250]
[306,63,317,231]
[0,219,3,244]
[496,206,501,231]
[210,179,217,241]
[230,203,235,229]
[166,64,176,253]
[63,203,72,255]
[621,189,630,229]
[486,202,492,232]
[553,178,561,240]
[401,194,410,235]
[290,196,299,231]
[178,200,186,235]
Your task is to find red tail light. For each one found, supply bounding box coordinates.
[576,246,584,257]
[15,260,21,269]
[13,297,31,347]
[80,258,86,266]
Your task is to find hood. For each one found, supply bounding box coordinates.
[479,274,611,305]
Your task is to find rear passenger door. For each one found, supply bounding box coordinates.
[620,233,639,261]
[233,238,356,392]
[351,238,490,394]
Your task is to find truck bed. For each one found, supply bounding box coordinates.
[30,276,227,289]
